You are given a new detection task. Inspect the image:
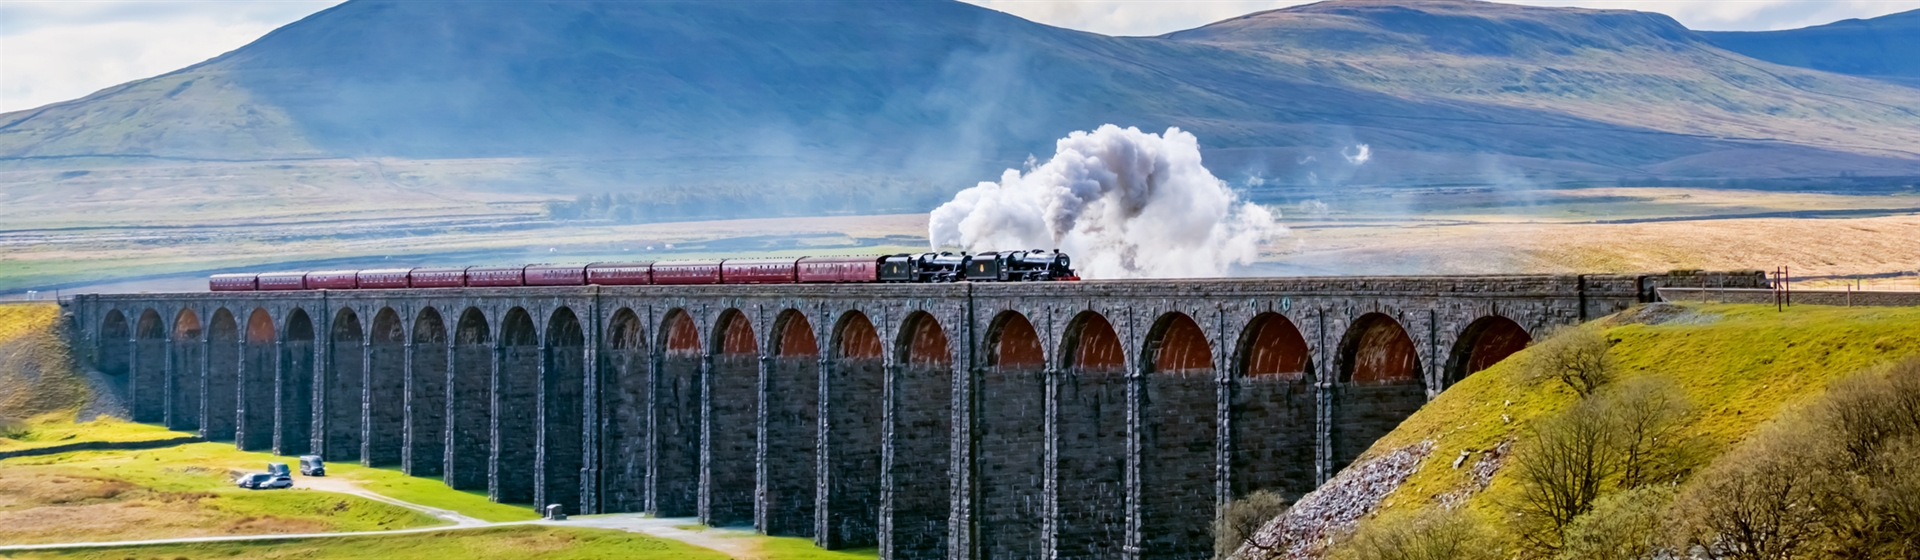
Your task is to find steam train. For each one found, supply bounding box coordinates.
[208,250,1077,291]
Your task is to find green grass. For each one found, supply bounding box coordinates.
[0,415,185,453]
[0,525,730,560]
[1355,302,1920,535]
[342,467,538,523]
[754,537,878,559]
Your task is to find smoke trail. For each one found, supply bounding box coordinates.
[928,125,1284,279]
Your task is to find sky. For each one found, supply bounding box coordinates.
[3,0,1918,113]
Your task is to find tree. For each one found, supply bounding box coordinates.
[1509,398,1621,553]
[1331,508,1502,560]
[1674,432,1823,560]
[1525,326,1617,397]
[1599,377,1701,488]
[1214,491,1290,559]
[1557,485,1680,560]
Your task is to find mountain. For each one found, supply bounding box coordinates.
[4,0,1920,217]
[1703,9,1920,88]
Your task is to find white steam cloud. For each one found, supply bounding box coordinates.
[928,125,1284,279]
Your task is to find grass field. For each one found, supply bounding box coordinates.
[0,525,729,560]
[1346,302,1920,545]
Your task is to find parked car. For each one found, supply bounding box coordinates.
[237,472,292,489]
[299,455,325,476]
[267,462,290,477]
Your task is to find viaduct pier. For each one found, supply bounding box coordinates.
[63,272,1762,559]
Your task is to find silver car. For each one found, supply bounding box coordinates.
[237,472,293,489]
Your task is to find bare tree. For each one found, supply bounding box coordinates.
[1526,326,1617,397]
[1214,491,1290,559]
[1509,398,1621,554]
[1600,377,1700,488]
[1674,432,1823,560]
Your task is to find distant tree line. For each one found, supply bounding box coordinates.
[541,178,956,224]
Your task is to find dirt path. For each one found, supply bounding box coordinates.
[293,477,489,527]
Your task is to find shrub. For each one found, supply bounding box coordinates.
[1330,508,1502,560]
[1214,490,1291,559]
[1673,431,1824,560]
[1557,485,1680,560]
[1598,377,1702,488]
[1525,326,1617,397]
[1509,398,1619,553]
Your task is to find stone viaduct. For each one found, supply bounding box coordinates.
[63,272,1760,559]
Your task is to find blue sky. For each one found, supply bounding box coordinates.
[3,0,1917,113]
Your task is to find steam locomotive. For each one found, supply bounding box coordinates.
[208,250,1077,291]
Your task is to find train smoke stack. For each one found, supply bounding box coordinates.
[928,125,1283,279]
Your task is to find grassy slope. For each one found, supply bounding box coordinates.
[1,525,729,560]
[0,304,89,423]
[1356,303,1920,539]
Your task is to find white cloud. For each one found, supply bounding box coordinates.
[1,0,1916,113]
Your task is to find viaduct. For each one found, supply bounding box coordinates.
[62,272,1762,559]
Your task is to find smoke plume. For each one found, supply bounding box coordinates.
[928,125,1283,279]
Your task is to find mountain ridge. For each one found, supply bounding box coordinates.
[4,0,1918,210]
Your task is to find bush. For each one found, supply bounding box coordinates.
[0,417,29,439]
[1330,508,1502,560]
[1673,431,1824,560]
[1557,485,1680,560]
[1525,326,1617,397]
[1508,376,1696,554]
[1214,490,1291,559]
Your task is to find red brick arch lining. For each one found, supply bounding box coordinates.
[902,312,951,367]
[1150,313,1213,373]
[1239,312,1310,380]
[1447,316,1531,385]
[836,312,882,360]
[663,310,701,356]
[1066,312,1125,371]
[716,310,757,356]
[246,308,277,344]
[774,311,818,358]
[989,312,1044,369]
[1340,313,1420,385]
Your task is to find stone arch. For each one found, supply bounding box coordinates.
[205,308,239,441]
[1054,310,1128,559]
[365,308,406,466]
[542,307,587,514]
[705,309,759,526]
[448,307,492,491]
[168,309,203,431]
[98,310,130,386]
[891,311,952,557]
[764,309,819,536]
[1332,312,1425,474]
[279,309,316,456]
[131,309,167,423]
[1138,311,1217,557]
[406,307,448,476]
[495,307,540,505]
[325,307,365,461]
[602,308,649,514]
[1230,313,1316,503]
[239,308,276,450]
[1445,315,1531,387]
[979,310,1046,558]
[821,311,883,549]
[654,308,702,516]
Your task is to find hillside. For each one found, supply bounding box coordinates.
[4,0,1920,220]
[1237,302,1920,558]
[1704,9,1920,88]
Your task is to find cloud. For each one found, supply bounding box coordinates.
[0,0,343,112]
[3,0,1917,113]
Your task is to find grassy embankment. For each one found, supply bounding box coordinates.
[1339,303,1920,550]
[0,526,728,560]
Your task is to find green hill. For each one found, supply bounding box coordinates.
[1237,302,1920,558]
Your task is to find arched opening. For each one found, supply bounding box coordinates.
[495,307,539,505]
[98,310,130,381]
[821,311,883,549]
[448,308,492,491]
[279,310,315,456]
[765,309,819,537]
[205,309,239,441]
[1230,313,1315,501]
[132,309,167,423]
[407,308,448,477]
[1333,313,1425,474]
[891,311,952,557]
[705,309,759,526]
[1139,312,1217,557]
[1445,316,1531,387]
[239,308,276,451]
[1055,311,1127,558]
[168,309,203,432]
[979,311,1046,558]
[365,308,406,466]
[653,309,702,517]
[601,309,649,514]
[326,308,365,461]
[542,307,587,515]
